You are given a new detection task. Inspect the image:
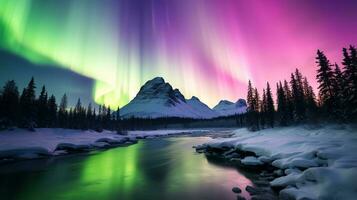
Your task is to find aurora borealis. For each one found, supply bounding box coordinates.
[1,0,357,108]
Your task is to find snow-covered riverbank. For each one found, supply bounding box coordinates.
[0,128,209,161]
[196,125,357,200]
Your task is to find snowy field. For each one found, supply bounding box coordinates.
[0,128,208,160]
[198,125,357,200]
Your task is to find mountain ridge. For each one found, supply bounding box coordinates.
[121,77,246,119]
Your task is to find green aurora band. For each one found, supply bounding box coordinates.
[0,0,148,107]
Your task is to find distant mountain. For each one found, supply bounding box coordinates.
[213,99,247,116]
[186,96,219,118]
[121,77,218,119]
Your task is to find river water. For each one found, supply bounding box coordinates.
[0,136,255,200]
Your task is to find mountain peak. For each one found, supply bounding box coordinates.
[235,99,247,107]
[213,98,247,116]
[217,100,234,105]
[148,77,165,84]
[190,96,200,101]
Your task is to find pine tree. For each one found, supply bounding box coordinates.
[260,89,267,128]
[283,80,294,124]
[0,80,19,127]
[316,50,336,118]
[277,81,287,126]
[115,106,121,133]
[116,106,121,121]
[253,88,260,130]
[246,80,255,129]
[349,46,357,120]
[19,77,37,129]
[47,95,57,127]
[37,86,48,127]
[58,94,68,128]
[331,64,345,119]
[342,46,357,120]
[74,98,82,129]
[303,77,318,119]
[86,103,93,129]
[290,70,306,122]
[265,82,275,128]
[68,108,74,128]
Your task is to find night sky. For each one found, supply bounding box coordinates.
[0,0,356,107]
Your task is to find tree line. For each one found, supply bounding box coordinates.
[246,45,357,131]
[0,78,121,132]
[1,45,356,132]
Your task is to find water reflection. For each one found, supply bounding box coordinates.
[0,137,253,200]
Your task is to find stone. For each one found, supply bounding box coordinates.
[232,187,242,193]
[245,186,264,195]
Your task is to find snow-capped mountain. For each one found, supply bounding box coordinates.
[121,77,247,119]
[121,77,217,119]
[213,99,247,116]
[186,96,219,118]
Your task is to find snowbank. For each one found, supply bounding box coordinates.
[0,128,137,160]
[128,129,209,138]
[0,128,207,161]
[199,125,357,200]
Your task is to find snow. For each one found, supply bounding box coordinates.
[0,128,208,160]
[120,77,219,119]
[212,99,247,116]
[201,125,357,199]
[121,98,215,119]
[241,156,264,166]
[120,77,246,119]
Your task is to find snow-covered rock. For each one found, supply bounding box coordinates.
[201,125,357,200]
[213,99,247,116]
[241,156,264,166]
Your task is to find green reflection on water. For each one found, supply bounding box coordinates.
[65,142,143,200]
[1,137,253,200]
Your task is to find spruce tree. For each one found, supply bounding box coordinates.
[47,95,57,127]
[116,106,121,133]
[253,88,260,130]
[277,81,287,126]
[246,80,255,129]
[74,98,82,129]
[265,82,275,128]
[86,103,93,129]
[316,50,335,118]
[290,71,306,122]
[349,46,357,120]
[0,80,19,127]
[342,46,357,120]
[283,80,294,124]
[58,94,68,128]
[19,77,37,129]
[260,89,267,128]
[37,86,48,127]
[106,106,111,129]
[303,77,318,120]
[332,64,345,119]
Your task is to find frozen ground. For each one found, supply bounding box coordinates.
[0,128,208,160]
[197,125,357,200]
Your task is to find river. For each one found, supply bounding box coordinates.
[0,136,255,200]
